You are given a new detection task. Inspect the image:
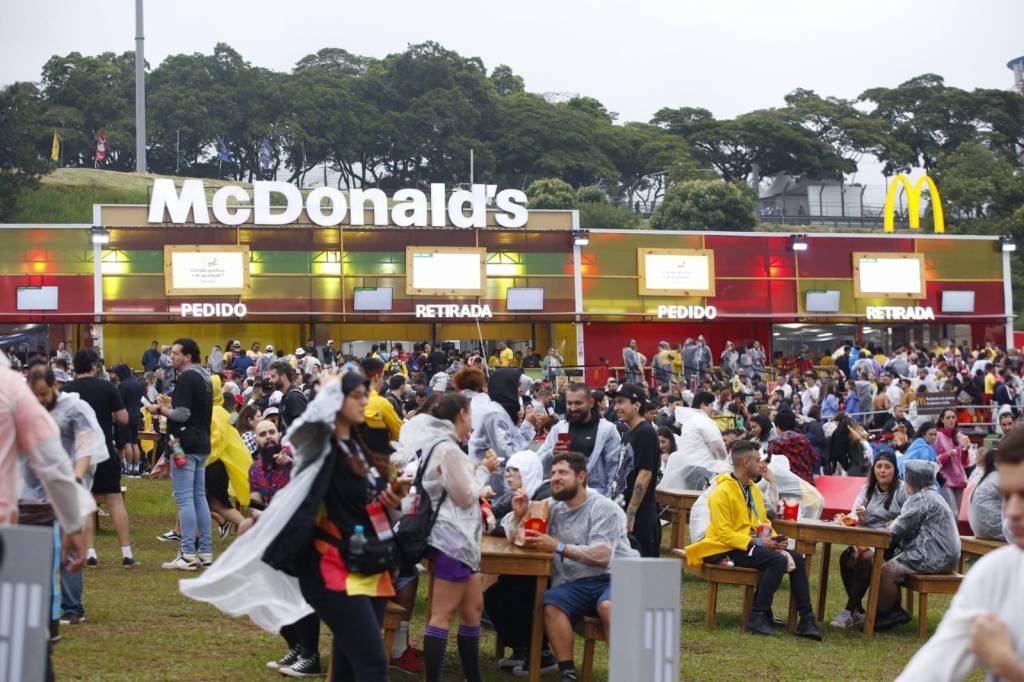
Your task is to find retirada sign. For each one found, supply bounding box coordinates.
[415,304,493,319]
[657,305,718,320]
[180,302,248,318]
[865,306,935,321]
[148,179,529,228]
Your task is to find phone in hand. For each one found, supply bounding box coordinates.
[557,433,571,446]
[772,535,787,544]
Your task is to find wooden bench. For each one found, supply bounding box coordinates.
[672,549,759,630]
[958,536,1006,573]
[904,573,963,639]
[580,616,606,682]
[325,601,406,679]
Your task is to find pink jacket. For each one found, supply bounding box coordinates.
[0,367,85,532]
[935,429,969,489]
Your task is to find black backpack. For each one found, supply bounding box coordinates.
[394,440,447,569]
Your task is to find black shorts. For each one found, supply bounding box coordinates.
[115,422,140,448]
[91,454,122,495]
[205,459,231,509]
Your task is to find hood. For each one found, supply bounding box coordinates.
[905,459,938,490]
[111,364,132,382]
[506,450,543,498]
[392,413,459,471]
[182,363,212,382]
[489,368,523,424]
[211,374,223,406]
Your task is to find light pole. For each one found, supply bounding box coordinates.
[134,0,146,173]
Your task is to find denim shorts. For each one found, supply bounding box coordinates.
[542,576,611,623]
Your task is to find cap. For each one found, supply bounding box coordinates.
[295,348,306,356]
[231,341,241,349]
[263,406,280,417]
[608,383,646,404]
[327,339,335,345]
[265,344,273,352]
[53,368,71,383]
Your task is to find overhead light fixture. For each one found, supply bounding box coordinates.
[790,234,809,252]
[90,227,110,246]
[572,230,590,247]
[1000,235,1016,252]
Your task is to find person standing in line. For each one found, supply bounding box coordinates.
[111,364,144,478]
[141,340,162,373]
[610,384,661,557]
[148,338,214,571]
[63,348,136,568]
[622,339,643,386]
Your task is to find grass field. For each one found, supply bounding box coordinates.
[48,478,974,682]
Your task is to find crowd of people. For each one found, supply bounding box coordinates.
[4,332,1024,681]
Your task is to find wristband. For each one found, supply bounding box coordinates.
[555,542,566,556]
[755,536,763,547]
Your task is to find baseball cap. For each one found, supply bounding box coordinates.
[608,382,646,404]
[265,344,273,352]
[295,348,306,356]
[263,406,280,417]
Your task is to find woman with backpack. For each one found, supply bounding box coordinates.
[417,393,499,682]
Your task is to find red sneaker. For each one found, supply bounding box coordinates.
[389,648,424,675]
[407,645,423,658]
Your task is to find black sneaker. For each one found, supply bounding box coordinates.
[85,557,98,568]
[49,619,61,644]
[560,671,579,682]
[122,557,138,569]
[513,650,558,677]
[280,655,322,677]
[267,646,301,670]
[873,607,912,632]
[218,521,231,541]
[156,529,181,543]
[498,647,528,671]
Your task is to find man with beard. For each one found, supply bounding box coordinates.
[510,451,638,682]
[610,383,661,557]
[536,383,621,496]
[241,419,322,676]
[268,360,307,435]
[25,365,108,625]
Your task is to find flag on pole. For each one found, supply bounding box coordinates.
[219,137,230,162]
[259,137,272,169]
[50,130,61,161]
[95,130,107,163]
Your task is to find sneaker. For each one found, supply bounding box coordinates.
[851,609,866,626]
[513,650,558,677]
[873,607,912,632]
[279,654,322,677]
[218,522,231,541]
[161,553,199,571]
[560,672,579,682]
[97,508,110,517]
[85,557,98,568]
[829,609,855,628]
[59,615,85,625]
[498,647,528,671]
[389,647,423,675]
[122,557,138,569]
[156,529,181,543]
[198,553,213,567]
[267,646,301,670]
[49,619,61,644]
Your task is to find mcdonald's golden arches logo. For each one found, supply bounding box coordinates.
[883,174,944,233]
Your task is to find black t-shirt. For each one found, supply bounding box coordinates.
[568,414,601,459]
[117,378,145,426]
[280,388,308,433]
[621,421,659,518]
[171,367,213,455]
[426,351,447,376]
[63,376,124,453]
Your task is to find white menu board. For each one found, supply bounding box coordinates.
[406,248,486,295]
[638,249,715,296]
[854,253,924,298]
[165,246,250,296]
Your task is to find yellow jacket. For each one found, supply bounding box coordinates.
[208,376,251,505]
[366,389,403,441]
[684,473,771,567]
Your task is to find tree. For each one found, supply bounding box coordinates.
[0,82,51,220]
[489,64,524,96]
[525,178,575,209]
[933,142,1024,221]
[578,201,638,229]
[649,179,756,230]
[576,185,605,204]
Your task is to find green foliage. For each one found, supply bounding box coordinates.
[575,185,606,204]
[650,180,756,231]
[525,177,575,209]
[489,64,524,97]
[933,142,1024,221]
[12,182,148,223]
[0,82,52,220]
[578,201,639,229]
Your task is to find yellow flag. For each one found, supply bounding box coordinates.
[50,130,61,161]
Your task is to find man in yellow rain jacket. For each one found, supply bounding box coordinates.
[207,375,251,536]
[684,441,821,640]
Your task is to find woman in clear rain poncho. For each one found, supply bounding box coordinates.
[968,447,1006,541]
[874,459,961,631]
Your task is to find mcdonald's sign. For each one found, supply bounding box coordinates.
[883,174,944,233]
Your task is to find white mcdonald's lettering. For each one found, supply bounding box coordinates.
[415,304,493,318]
[865,306,935,321]
[656,305,718,320]
[180,302,248,318]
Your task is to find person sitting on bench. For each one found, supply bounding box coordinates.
[874,459,961,631]
[683,440,821,640]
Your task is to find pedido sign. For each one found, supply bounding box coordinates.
[148,179,529,228]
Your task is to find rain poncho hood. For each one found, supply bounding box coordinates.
[489,368,523,425]
[506,450,543,498]
[904,458,938,490]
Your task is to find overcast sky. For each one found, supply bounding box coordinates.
[2,0,1022,186]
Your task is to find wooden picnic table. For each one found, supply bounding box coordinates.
[958,535,1007,572]
[427,536,554,682]
[655,487,702,549]
[773,517,892,637]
